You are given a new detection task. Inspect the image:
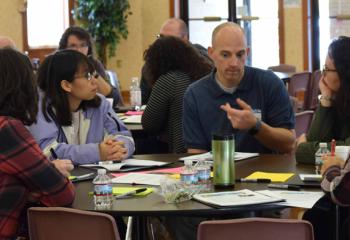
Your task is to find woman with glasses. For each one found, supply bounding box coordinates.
[59,26,123,107]
[296,36,350,163]
[28,50,134,165]
[295,37,350,240]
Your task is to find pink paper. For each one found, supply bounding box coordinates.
[111,166,183,178]
[125,111,143,116]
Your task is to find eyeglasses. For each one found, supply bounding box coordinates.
[74,71,99,81]
[67,42,89,50]
[322,65,337,75]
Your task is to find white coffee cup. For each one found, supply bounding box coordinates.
[335,146,350,161]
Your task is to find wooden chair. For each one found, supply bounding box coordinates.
[197,217,314,240]
[288,72,312,111]
[28,207,121,240]
[268,64,296,73]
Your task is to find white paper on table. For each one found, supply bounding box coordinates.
[179,152,259,162]
[81,159,169,171]
[257,190,325,209]
[111,173,165,186]
[299,174,322,182]
[193,189,285,207]
[120,115,141,124]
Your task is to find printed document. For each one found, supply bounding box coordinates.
[111,173,165,186]
[193,189,285,207]
[179,152,259,162]
[81,159,169,172]
[257,190,324,209]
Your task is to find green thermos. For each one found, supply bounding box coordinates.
[212,134,235,188]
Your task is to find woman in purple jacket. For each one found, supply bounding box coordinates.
[28,50,134,165]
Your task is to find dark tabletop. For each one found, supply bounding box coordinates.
[71,153,316,217]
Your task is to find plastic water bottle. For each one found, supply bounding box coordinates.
[315,142,329,174]
[195,160,211,183]
[129,77,142,110]
[180,159,198,185]
[92,169,113,209]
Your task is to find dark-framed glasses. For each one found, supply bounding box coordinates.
[322,65,337,75]
[75,71,99,81]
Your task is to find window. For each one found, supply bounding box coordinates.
[27,0,70,48]
[185,0,281,69]
[22,0,73,61]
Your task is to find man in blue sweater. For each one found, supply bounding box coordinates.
[183,22,296,155]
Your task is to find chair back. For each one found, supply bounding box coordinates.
[106,70,120,88]
[288,72,312,110]
[106,70,125,106]
[305,70,321,110]
[295,110,314,138]
[28,207,120,240]
[268,64,296,73]
[197,217,314,240]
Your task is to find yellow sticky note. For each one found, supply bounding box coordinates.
[245,171,294,182]
[112,187,153,196]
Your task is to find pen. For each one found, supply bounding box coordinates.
[50,148,58,159]
[75,172,95,180]
[267,184,300,190]
[236,178,271,183]
[115,188,148,199]
[331,139,336,156]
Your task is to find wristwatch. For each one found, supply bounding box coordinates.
[248,119,262,136]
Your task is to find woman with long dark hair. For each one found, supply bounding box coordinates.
[297,36,350,240]
[0,48,75,239]
[296,36,350,163]
[28,49,134,165]
[141,36,212,153]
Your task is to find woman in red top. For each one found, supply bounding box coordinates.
[0,48,75,239]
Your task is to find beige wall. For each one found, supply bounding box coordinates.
[283,4,304,71]
[106,0,170,91]
[0,0,24,51]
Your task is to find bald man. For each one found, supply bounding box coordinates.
[140,18,212,104]
[0,36,16,49]
[183,22,295,154]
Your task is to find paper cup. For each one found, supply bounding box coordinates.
[335,146,350,161]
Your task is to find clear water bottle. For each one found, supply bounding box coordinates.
[92,169,113,209]
[180,159,198,185]
[315,142,330,174]
[195,160,211,183]
[129,77,142,110]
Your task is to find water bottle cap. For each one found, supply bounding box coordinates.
[319,142,327,147]
[97,169,107,175]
